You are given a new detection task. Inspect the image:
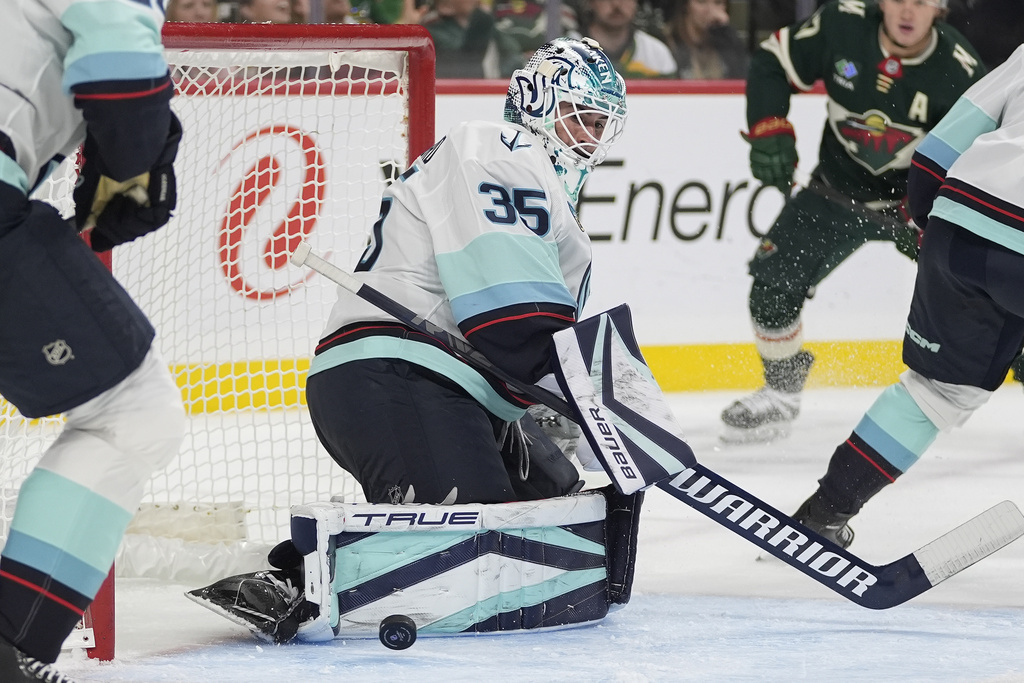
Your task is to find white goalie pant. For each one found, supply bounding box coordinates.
[289,488,640,642]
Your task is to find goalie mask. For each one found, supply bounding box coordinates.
[504,37,628,202]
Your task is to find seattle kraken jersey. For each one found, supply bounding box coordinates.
[911,45,1024,254]
[310,121,592,421]
[0,0,168,193]
[748,0,985,203]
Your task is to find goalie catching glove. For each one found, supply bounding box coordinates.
[742,117,798,192]
[74,112,182,252]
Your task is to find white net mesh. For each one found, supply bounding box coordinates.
[0,30,429,582]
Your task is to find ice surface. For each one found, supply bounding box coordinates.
[58,388,1024,682]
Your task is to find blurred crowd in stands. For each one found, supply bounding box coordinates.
[166,0,1024,79]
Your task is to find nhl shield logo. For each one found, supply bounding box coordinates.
[42,340,74,366]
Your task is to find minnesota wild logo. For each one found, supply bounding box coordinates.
[828,104,923,175]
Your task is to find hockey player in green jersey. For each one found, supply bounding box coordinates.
[720,0,985,445]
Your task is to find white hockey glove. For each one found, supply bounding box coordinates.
[574,437,605,472]
[527,374,605,472]
[526,403,580,457]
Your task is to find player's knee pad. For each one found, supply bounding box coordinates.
[39,349,185,510]
[287,485,643,642]
[899,369,992,432]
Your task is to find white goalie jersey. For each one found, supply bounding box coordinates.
[311,120,593,421]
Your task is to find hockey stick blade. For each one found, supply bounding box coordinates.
[660,466,1024,609]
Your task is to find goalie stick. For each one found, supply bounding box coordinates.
[290,241,574,416]
[290,241,1024,609]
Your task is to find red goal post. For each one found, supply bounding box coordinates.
[0,23,435,660]
[164,22,435,156]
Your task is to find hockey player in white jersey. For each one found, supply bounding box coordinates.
[0,2,185,680]
[187,37,634,645]
[788,44,1024,548]
[305,36,627,506]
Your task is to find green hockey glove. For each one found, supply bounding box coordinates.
[741,117,798,192]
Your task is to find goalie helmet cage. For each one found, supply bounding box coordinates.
[0,23,436,660]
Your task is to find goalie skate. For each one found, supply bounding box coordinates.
[720,387,800,444]
[185,569,314,644]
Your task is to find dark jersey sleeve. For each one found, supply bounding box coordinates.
[907,151,946,229]
[746,4,836,127]
[459,303,577,384]
[61,8,174,181]
[72,76,174,181]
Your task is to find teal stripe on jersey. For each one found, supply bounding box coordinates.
[422,568,606,633]
[436,232,571,316]
[925,97,997,159]
[7,469,132,594]
[932,197,1024,255]
[1,530,107,598]
[858,384,939,472]
[0,155,29,193]
[61,4,166,89]
[64,52,169,89]
[332,531,470,593]
[450,281,577,323]
[521,526,605,557]
[308,336,527,421]
[915,134,961,172]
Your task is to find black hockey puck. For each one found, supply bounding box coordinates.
[379,614,417,650]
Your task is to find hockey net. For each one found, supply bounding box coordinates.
[0,23,435,656]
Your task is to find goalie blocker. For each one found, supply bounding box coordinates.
[187,486,643,642]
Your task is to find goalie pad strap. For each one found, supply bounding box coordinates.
[605,486,645,605]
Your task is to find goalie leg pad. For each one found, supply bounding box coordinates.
[288,488,642,642]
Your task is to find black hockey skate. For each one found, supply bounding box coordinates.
[793,499,855,549]
[185,568,316,644]
[0,637,75,683]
